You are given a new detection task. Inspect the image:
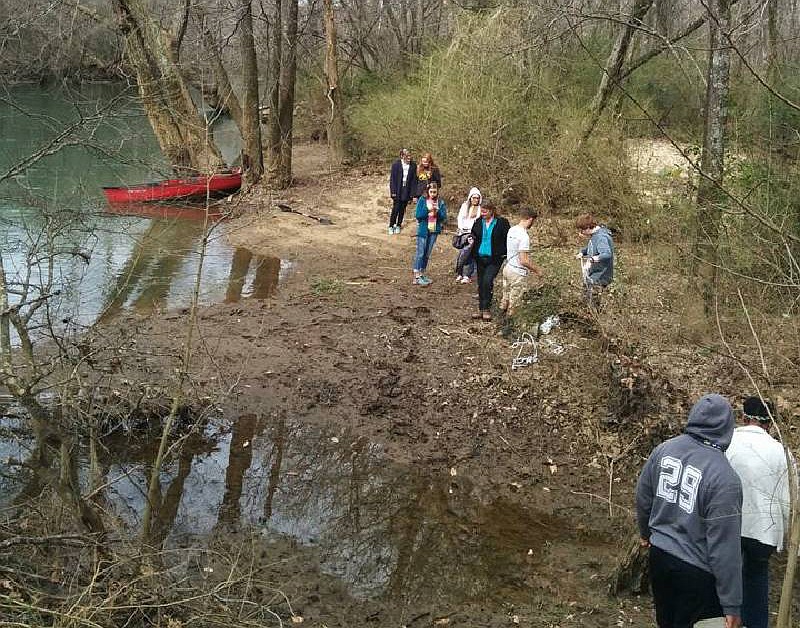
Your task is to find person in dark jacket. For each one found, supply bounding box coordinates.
[388,148,417,234]
[469,199,510,321]
[414,152,442,199]
[636,394,743,628]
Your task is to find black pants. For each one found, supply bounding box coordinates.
[649,545,723,628]
[389,194,410,227]
[741,537,775,628]
[476,256,503,311]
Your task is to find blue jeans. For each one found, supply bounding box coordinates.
[741,537,775,628]
[455,241,475,277]
[414,233,438,273]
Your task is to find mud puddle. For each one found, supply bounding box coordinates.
[101,414,608,612]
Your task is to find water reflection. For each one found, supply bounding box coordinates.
[101,416,575,607]
[224,249,282,303]
[96,212,285,322]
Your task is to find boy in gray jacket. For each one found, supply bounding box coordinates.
[636,394,743,628]
[575,213,614,310]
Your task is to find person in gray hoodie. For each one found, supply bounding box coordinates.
[575,213,614,310]
[636,394,743,628]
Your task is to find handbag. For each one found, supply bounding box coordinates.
[452,233,469,249]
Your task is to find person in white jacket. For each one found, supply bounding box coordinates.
[725,396,791,628]
[453,187,482,283]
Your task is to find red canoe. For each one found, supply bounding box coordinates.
[103,170,242,203]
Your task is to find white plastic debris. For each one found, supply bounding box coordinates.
[539,315,560,335]
[511,332,538,370]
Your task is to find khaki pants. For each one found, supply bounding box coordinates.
[501,266,528,313]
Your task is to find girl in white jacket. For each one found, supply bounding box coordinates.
[454,187,482,283]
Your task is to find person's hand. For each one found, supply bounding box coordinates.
[639,538,650,548]
[724,614,741,628]
[391,194,396,199]
[574,252,583,260]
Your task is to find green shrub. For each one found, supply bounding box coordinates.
[348,8,640,223]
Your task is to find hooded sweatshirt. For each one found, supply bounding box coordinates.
[580,226,614,286]
[636,394,743,616]
[457,187,482,233]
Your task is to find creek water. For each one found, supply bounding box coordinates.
[102,414,576,608]
[0,83,283,327]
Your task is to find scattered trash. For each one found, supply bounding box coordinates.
[539,315,560,335]
[290,616,304,625]
[330,436,339,444]
[541,337,567,355]
[450,467,457,477]
[511,332,538,370]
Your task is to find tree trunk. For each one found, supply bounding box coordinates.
[112,0,224,174]
[776,445,799,628]
[269,0,299,188]
[239,0,264,184]
[766,0,779,78]
[581,0,654,141]
[693,0,732,313]
[323,0,346,166]
[267,0,283,174]
[195,6,243,128]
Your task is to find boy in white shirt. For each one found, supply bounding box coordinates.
[500,207,543,315]
[725,397,791,628]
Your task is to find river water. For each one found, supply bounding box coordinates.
[0,83,283,327]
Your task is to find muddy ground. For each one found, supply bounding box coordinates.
[93,144,799,627]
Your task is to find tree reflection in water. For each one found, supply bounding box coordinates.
[99,414,586,612]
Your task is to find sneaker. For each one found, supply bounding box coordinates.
[388,226,394,235]
[455,275,463,283]
[415,276,432,286]
[395,225,402,234]
[460,276,471,284]
[421,275,433,285]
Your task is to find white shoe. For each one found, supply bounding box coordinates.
[455,275,463,283]
[460,276,471,284]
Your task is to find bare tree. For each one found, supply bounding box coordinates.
[323,0,346,166]
[693,0,732,312]
[582,0,655,141]
[239,0,264,184]
[111,0,225,173]
[267,0,300,188]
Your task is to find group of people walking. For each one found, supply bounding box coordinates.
[388,148,615,317]
[637,394,791,628]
